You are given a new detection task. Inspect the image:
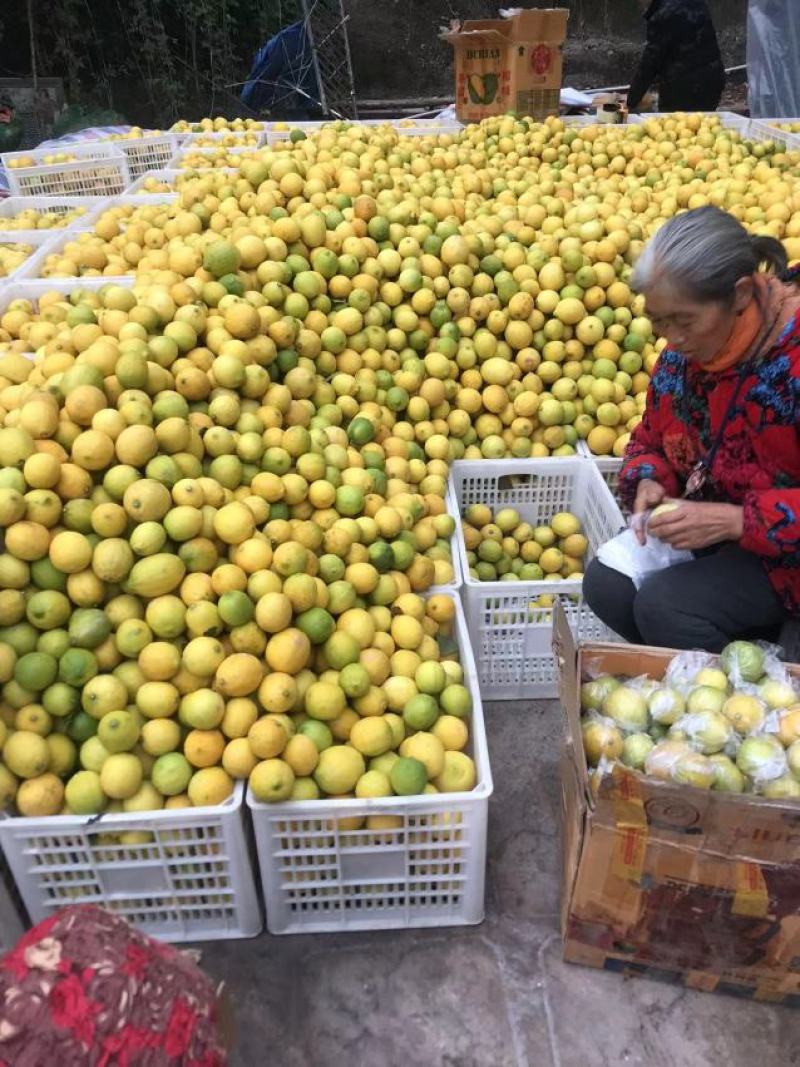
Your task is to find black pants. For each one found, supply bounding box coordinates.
[583,545,787,653]
[658,72,724,113]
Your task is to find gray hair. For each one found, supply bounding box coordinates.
[631,205,788,302]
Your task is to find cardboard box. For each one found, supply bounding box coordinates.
[443,9,568,124]
[554,602,800,1005]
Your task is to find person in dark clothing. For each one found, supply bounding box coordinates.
[628,0,725,112]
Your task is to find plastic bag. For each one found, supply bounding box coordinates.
[670,710,735,756]
[748,0,800,118]
[664,650,715,696]
[596,513,692,589]
[721,639,782,690]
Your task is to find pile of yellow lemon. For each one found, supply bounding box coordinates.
[0,205,91,231]
[1,110,799,817]
[0,243,35,279]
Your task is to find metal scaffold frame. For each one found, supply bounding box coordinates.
[301,0,358,119]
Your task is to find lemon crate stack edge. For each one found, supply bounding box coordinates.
[450,457,625,700]
[0,231,65,285]
[0,782,261,942]
[1,143,131,198]
[108,133,181,179]
[0,196,109,245]
[248,593,492,934]
[576,440,623,501]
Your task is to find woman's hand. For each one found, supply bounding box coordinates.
[647,501,744,550]
[633,479,666,544]
[633,478,666,514]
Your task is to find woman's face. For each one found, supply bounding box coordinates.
[643,277,753,364]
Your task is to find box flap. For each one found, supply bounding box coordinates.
[559,741,588,936]
[510,8,569,41]
[442,18,511,43]
[553,599,580,747]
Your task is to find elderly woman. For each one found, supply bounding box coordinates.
[584,205,800,652]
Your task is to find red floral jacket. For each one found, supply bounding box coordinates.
[0,905,227,1067]
[620,308,800,614]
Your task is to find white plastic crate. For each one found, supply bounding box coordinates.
[0,196,108,243]
[1,142,130,198]
[265,122,462,147]
[628,111,800,152]
[181,130,267,148]
[172,121,266,134]
[248,593,492,935]
[450,458,625,700]
[744,119,800,151]
[0,276,136,319]
[169,144,262,168]
[396,126,462,138]
[115,192,179,206]
[125,168,182,194]
[628,110,746,130]
[106,133,180,179]
[0,783,261,942]
[11,227,133,284]
[576,440,623,501]
[1,231,62,283]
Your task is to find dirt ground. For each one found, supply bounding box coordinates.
[346,0,746,100]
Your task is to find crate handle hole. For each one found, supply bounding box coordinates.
[497,473,538,492]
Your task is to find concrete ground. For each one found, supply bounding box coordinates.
[200,701,798,1067]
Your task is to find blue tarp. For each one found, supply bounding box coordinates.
[241,22,320,114]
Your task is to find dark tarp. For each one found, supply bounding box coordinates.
[241,21,321,116]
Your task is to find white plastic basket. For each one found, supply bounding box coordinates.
[172,121,266,134]
[628,111,800,152]
[106,133,180,178]
[125,169,183,194]
[628,110,747,130]
[10,227,133,284]
[0,196,108,243]
[168,145,261,169]
[450,458,625,700]
[1,142,131,198]
[1,231,62,283]
[743,119,800,151]
[264,122,462,147]
[181,130,267,148]
[576,440,623,500]
[248,593,492,935]
[114,192,179,206]
[0,276,136,318]
[0,783,261,942]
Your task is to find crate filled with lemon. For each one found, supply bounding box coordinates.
[451,458,624,699]
[247,592,491,934]
[1,142,130,197]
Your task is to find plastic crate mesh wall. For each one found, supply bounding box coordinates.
[3,820,243,937]
[120,138,179,179]
[13,162,128,198]
[474,590,612,696]
[263,805,480,929]
[456,465,618,550]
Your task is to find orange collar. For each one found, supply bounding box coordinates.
[700,276,767,373]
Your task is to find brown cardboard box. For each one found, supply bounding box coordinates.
[443,9,568,124]
[554,603,800,1005]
